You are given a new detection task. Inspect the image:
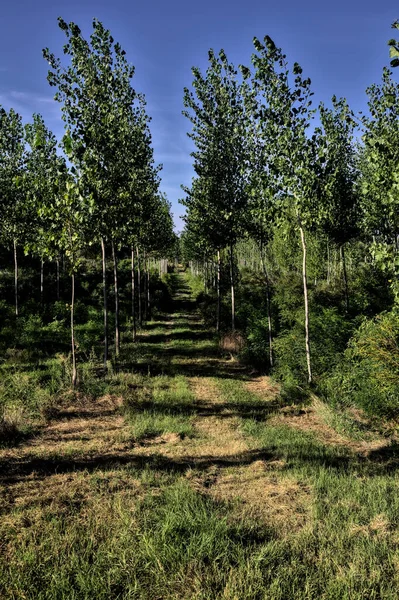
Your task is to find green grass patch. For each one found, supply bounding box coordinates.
[216,378,280,420]
[0,480,274,600]
[124,374,196,442]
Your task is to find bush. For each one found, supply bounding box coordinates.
[240,316,272,370]
[0,371,51,445]
[273,306,353,386]
[323,310,399,417]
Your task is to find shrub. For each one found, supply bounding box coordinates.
[240,316,272,370]
[273,307,353,386]
[323,310,399,417]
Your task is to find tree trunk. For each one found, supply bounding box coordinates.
[40,259,44,303]
[137,246,142,327]
[260,250,273,369]
[341,244,349,313]
[111,241,120,356]
[143,252,148,322]
[204,255,207,294]
[101,238,108,369]
[229,244,235,332]
[71,272,77,387]
[326,242,330,285]
[147,267,151,321]
[216,249,221,332]
[298,217,312,384]
[131,246,136,341]
[13,239,18,317]
[56,258,60,300]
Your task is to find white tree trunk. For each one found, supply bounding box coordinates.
[111,241,120,356]
[71,272,77,387]
[101,238,108,369]
[13,239,18,317]
[131,246,136,341]
[217,249,221,332]
[298,218,312,384]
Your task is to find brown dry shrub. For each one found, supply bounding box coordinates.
[219,331,245,354]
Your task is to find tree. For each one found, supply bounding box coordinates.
[48,179,89,386]
[182,49,249,331]
[23,114,66,304]
[249,35,322,383]
[318,97,359,312]
[0,107,26,316]
[360,68,399,302]
[121,99,163,336]
[43,17,146,367]
[239,63,281,367]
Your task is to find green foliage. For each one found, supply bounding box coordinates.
[388,21,399,67]
[0,357,71,445]
[184,272,204,300]
[273,307,353,386]
[323,311,399,417]
[0,107,25,246]
[241,315,273,369]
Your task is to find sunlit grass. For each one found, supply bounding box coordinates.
[124,374,196,442]
[2,273,399,599]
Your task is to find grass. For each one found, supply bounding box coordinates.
[214,375,399,598]
[0,478,274,600]
[2,272,399,599]
[124,374,196,442]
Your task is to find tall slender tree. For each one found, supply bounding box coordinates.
[182,49,249,331]
[250,35,322,383]
[0,107,26,316]
[318,97,359,312]
[43,17,147,367]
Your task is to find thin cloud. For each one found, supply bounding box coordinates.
[0,89,60,112]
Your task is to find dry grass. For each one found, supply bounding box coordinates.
[0,393,130,464]
[268,396,389,456]
[185,376,311,535]
[207,467,311,533]
[245,375,280,399]
[189,376,248,456]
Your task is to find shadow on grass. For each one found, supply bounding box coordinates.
[1,440,379,487]
[142,321,205,332]
[49,408,122,421]
[139,330,213,344]
[113,359,252,381]
[0,426,41,450]
[125,398,280,421]
[365,441,399,473]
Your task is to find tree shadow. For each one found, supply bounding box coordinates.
[364,441,399,474]
[48,408,121,421]
[138,330,213,344]
[0,441,371,488]
[0,426,41,450]
[114,359,252,380]
[125,397,280,421]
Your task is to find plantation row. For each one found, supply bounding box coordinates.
[2,17,399,430]
[0,19,177,391]
[180,23,399,418]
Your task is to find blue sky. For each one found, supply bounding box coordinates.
[0,0,397,230]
